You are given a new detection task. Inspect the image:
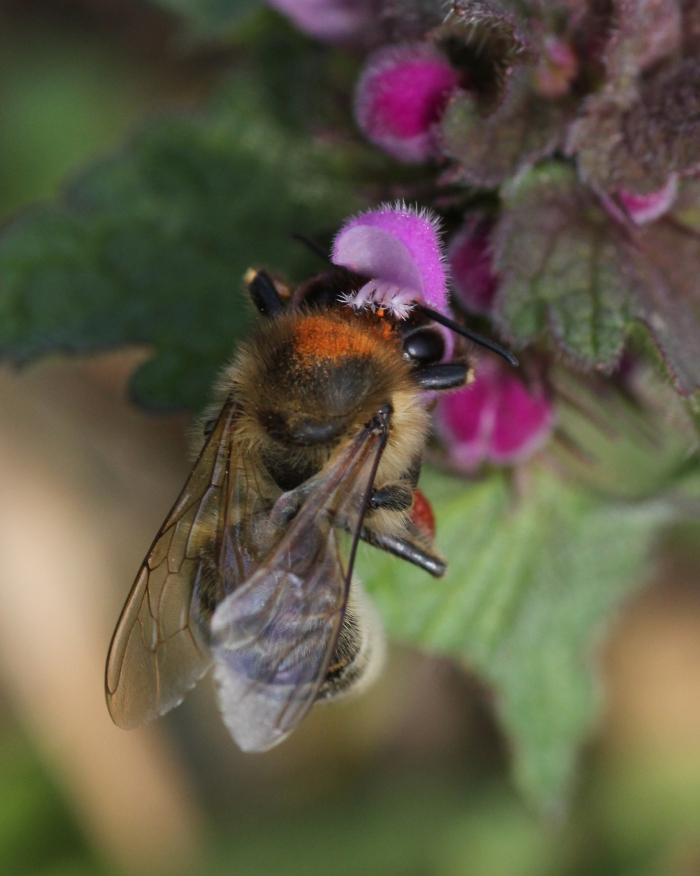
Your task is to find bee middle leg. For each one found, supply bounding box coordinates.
[369,483,413,513]
[360,528,446,578]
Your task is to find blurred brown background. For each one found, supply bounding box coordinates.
[0,3,699,875]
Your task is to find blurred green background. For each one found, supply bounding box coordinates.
[0,2,699,875]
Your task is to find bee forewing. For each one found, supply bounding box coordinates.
[105,397,265,729]
[210,421,386,752]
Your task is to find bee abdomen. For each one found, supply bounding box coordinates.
[317,581,385,701]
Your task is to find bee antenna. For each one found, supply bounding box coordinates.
[415,303,519,367]
[292,232,333,264]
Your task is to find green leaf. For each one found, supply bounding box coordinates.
[0,78,362,410]
[358,465,670,811]
[494,163,633,368]
[551,365,697,501]
[151,0,261,37]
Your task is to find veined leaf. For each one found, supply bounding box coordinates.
[358,465,670,811]
[440,74,565,189]
[494,163,633,369]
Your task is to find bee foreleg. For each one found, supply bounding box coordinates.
[413,362,469,391]
[361,529,446,578]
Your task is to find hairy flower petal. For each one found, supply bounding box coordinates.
[355,43,459,163]
[332,203,449,312]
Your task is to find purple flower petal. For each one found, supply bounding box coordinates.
[447,215,499,316]
[436,359,555,471]
[266,0,375,43]
[355,43,459,163]
[437,373,495,471]
[332,203,449,312]
[489,371,556,463]
[618,174,679,225]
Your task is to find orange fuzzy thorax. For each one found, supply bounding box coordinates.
[292,312,397,367]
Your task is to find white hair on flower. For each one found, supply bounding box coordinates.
[339,279,417,320]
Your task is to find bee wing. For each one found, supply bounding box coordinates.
[106,396,267,729]
[211,419,387,753]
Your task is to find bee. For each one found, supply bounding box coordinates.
[105,264,514,752]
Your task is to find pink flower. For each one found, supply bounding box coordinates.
[266,0,375,43]
[355,43,459,163]
[332,202,454,356]
[447,215,499,316]
[435,358,555,470]
[618,174,678,225]
[332,203,449,312]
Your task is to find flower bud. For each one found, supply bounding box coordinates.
[355,43,459,163]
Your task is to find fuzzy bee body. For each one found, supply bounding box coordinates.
[106,267,471,751]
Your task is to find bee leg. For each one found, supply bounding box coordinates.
[413,362,470,391]
[369,484,414,513]
[245,269,285,318]
[361,529,446,578]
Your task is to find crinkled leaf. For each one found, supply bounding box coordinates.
[568,1,686,194]
[358,465,669,811]
[432,0,536,114]
[151,0,261,37]
[494,163,633,367]
[623,59,700,178]
[0,79,361,410]
[622,216,700,396]
[567,92,668,194]
[440,73,566,188]
[606,0,681,78]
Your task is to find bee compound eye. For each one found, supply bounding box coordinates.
[402,329,445,363]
